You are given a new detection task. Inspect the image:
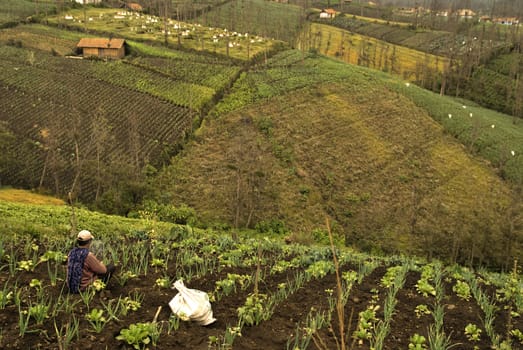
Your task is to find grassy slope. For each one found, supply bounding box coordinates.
[0,190,174,241]
[154,51,520,265]
[303,22,447,79]
[194,0,304,43]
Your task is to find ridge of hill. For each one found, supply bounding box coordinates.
[153,50,522,268]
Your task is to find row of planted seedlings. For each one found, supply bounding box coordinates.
[284,249,385,350]
[375,259,521,350]
[299,251,409,350]
[203,242,347,349]
[225,238,394,350]
[0,224,284,349]
[364,261,480,350]
[108,228,318,349]
[458,262,523,349]
[303,256,481,350]
[0,232,80,348]
[105,227,287,349]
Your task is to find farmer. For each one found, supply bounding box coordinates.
[66,230,115,293]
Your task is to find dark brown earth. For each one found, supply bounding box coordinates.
[0,257,521,350]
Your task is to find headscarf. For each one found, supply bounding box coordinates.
[67,247,89,293]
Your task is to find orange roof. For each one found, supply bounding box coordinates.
[127,3,143,11]
[76,38,125,49]
[325,9,336,14]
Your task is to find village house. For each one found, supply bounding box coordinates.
[74,0,102,4]
[76,38,126,59]
[319,9,337,19]
[455,8,476,19]
[493,17,520,25]
[125,2,143,12]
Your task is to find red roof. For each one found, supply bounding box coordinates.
[76,38,125,49]
[127,3,143,11]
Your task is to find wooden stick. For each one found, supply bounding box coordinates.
[152,306,162,323]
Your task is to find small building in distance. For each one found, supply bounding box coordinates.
[74,0,102,3]
[76,38,126,59]
[125,2,143,12]
[319,9,337,19]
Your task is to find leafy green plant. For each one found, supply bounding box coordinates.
[28,302,50,325]
[155,277,170,288]
[415,278,436,297]
[85,308,107,333]
[464,323,482,342]
[305,260,335,279]
[380,265,403,288]
[408,333,427,349]
[352,305,379,345]
[92,279,106,292]
[511,329,523,344]
[116,322,161,350]
[17,260,34,271]
[415,304,431,318]
[121,294,143,315]
[237,293,268,326]
[453,280,472,301]
[0,287,13,309]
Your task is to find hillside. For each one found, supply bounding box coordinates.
[0,23,242,209]
[0,5,522,269]
[153,50,522,268]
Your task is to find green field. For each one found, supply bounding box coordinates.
[46,7,280,61]
[195,0,305,44]
[0,0,55,27]
[301,22,447,81]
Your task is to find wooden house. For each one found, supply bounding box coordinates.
[125,2,143,12]
[319,9,337,19]
[493,17,520,25]
[74,0,102,3]
[455,8,476,18]
[76,38,126,59]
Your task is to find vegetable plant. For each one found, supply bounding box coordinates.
[415,304,431,318]
[453,280,472,301]
[85,308,107,333]
[464,323,482,342]
[116,322,161,350]
[409,333,427,349]
[238,293,268,326]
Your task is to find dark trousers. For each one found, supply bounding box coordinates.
[100,263,116,284]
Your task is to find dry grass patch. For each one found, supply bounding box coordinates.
[0,189,65,206]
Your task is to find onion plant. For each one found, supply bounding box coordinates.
[371,265,408,350]
[79,288,96,310]
[28,300,50,325]
[54,316,79,350]
[463,269,504,348]
[39,250,67,287]
[17,304,31,336]
[0,283,13,309]
[287,309,328,350]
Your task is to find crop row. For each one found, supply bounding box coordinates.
[128,56,241,91]
[0,220,521,349]
[0,50,194,197]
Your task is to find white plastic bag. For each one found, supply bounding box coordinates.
[169,279,216,326]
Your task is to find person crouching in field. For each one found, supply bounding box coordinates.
[66,230,115,293]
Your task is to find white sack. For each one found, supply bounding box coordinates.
[169,279,216,326]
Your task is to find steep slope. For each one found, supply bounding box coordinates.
[155,51,516,267]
